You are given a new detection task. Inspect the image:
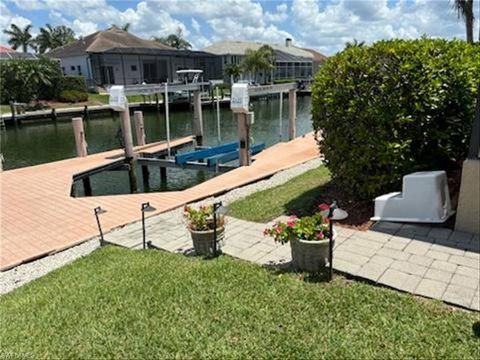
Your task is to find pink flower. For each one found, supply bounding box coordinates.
[316,232,325,240]
[318,203,330,211]
[263,228,269,236]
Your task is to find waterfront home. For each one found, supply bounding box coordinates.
[0,45,38,60]
[46,27,222,87]
[203,38,327,83]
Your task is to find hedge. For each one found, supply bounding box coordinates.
[56,75,87,94]
[312,38,480,199]
[58,90,88,103]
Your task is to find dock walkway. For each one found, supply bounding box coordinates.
[0,134,319,270]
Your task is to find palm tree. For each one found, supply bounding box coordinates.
[35,24,75,53]
[3,24,34,52]
[224,63,242,84]
[453,0,475,43]
[241,45,276,84]
[153,28,192,50]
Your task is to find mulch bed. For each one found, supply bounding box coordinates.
[310,169,463,232]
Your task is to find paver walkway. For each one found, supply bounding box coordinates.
[106,213,480,311]
[0,134,319,270]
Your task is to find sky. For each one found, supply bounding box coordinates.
[0,0,478,55]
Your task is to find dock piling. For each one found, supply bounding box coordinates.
[82,177,92,196]
[160,166,167,183]
[72,117,88,157]
[134,111,146,146]
[83,105,89,121]
[288,89,297,140]
[237,112,251,166]
[193,90,204,146]
[119,108,137,193]
[51,108,57,122]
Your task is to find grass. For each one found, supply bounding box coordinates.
[229,166,331,222]
[0,104,11,114]
[0,246,478,359]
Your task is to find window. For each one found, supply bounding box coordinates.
[131,65,137,71]
[77,65,82,75]
[70,66,75,71]
[61,66,65,75]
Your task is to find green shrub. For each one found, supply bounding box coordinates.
[312,38,480,199]
[0,57,62,103]
[56,75,87,94]
[58,90,88,103]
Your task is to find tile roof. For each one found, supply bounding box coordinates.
[46,27,173,58]
[203,40,314,60]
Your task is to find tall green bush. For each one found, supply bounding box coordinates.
[0,57,62,103]
[312,39,480,199]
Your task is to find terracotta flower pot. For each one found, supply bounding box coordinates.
[189,227,225,256]
[290,230,336,273]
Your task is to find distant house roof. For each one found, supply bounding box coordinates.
[203,40,314,60]
[301,48,328,62]
[0,45,38,60]
[47,27,174,58]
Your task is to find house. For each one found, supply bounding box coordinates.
[203,38,327,83]
[46,27,222,87]
[0,46,38,60]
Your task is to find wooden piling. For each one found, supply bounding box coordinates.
[9,101,16,125]
[83,105,89,121]
[160,166,167,183]
[142,165,150,190]
[288,89,297,140]
[82,177,92,196]
[193,90,204,146]
[134,111,146,146]
[119,108,137,193]
[72,117,88,157]
[51,108,57,122]
[237,112,251,166]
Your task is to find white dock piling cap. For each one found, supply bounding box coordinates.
[231,83,249,113]
[109,85,127,111]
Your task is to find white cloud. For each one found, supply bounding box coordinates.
[191,18,200,33]
[291,0,475,55]
[265,3,289,23]
[0,2,33,46]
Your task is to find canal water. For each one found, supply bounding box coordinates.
[1,96,313,195]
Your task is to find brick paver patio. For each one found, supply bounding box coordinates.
[106,213,480,311]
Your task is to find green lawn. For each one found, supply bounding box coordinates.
[229,166,331,222]
[0,247,478,359]
[0,104,11,114]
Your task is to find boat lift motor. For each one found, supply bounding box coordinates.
[371,171,455,223]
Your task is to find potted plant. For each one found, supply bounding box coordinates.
[184,204,226,256]
[263,207,336,273]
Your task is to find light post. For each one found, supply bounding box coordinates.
[141,202,157,249]
[94,206,107,246]
[326,201,348,281]
[212,201,229,257]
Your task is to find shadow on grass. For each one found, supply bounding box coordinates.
[283,179,374,229]
[473,322,480,337]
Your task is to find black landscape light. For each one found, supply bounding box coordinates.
[326,201,348,281]
[141,202,157,249]
[212,201,229,257]
[94,206,107,246]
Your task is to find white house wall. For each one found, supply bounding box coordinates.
[60,56,90,79]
